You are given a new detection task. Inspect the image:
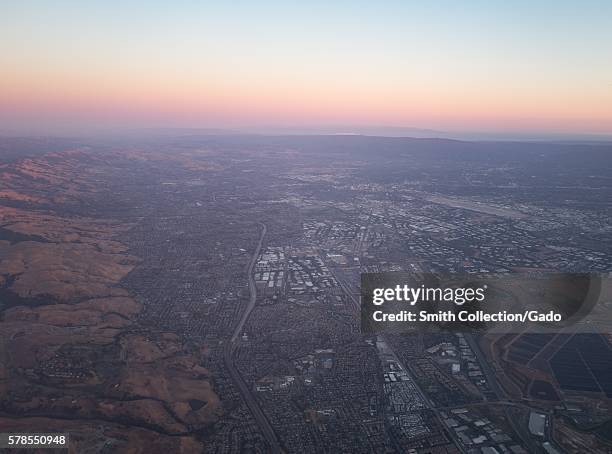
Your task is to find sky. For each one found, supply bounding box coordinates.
[1,1,611,138]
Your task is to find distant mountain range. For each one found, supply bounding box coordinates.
[125,126,612,143]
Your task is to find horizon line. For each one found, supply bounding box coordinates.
[2,127,612,145]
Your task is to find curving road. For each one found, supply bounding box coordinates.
[222,223,282,453]
[231,222,267,343]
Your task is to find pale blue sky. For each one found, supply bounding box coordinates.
[1,1,611,136]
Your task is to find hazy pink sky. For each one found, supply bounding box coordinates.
[1,1,611,137]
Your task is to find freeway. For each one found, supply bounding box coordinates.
[231,222,267,343]
[222,223,283,453]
